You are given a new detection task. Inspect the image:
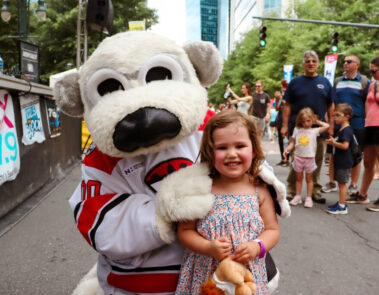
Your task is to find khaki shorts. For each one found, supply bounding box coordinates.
[251,116,265,132]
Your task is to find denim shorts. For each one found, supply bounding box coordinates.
[293,155,317,173]
[334,168,351,183]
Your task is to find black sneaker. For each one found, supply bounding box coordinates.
[281,161,290,167]
[275,160,284,166]
[312,193,326,204]
[346,192,370,204]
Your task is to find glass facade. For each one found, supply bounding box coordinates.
[264,0,282,15]
[186,0,229,59]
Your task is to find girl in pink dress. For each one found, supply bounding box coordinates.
[175,111,280,295]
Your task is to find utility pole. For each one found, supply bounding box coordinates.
[77,0,88,69]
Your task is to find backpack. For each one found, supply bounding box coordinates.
[351,134,363,167]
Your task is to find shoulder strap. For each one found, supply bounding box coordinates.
[334,76,342,91]
[360,75,369,102]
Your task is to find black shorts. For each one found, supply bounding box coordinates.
[269,122,276,127]
[364,126,379,146]
[353,129,365,147]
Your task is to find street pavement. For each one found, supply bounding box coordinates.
[0,137,378,295]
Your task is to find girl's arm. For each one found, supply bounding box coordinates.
[316,120,330,134]
[283,137,295,159]
[232,185,280,263]
[177,220,232,260]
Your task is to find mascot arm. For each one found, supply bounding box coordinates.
[155,163,214,243]
[70,165,166,261]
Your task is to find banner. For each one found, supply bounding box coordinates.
[45,98,62,138]
[283,65,293,83]
[0,90,20,186]
[129,20,145,31]
[324,54,339,86]
[19,94,46,145]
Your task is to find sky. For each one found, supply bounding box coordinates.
[147,0,186,45]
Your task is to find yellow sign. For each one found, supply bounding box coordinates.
[129,21,145,31]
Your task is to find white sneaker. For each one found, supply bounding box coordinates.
[304,197,313,208]
[290,195,302,206]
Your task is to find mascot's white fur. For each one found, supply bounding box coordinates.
[53,31,289,295]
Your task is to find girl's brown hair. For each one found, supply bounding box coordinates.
[295,107,318,128]
[199,110,265,182]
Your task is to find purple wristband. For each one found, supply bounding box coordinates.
[254,239,266,259]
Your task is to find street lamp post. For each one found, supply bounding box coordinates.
[1,0,47,41]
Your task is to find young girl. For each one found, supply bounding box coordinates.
[283,107,329,208]
[175,111,280,295]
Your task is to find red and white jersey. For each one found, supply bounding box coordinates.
[69,111,214,295]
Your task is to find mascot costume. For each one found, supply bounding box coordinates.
[53,31,290,295]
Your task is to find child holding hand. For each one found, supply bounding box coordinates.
[283,108,329,208]
[175,111,280,295]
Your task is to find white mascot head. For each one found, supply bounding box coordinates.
[53,31,223,157]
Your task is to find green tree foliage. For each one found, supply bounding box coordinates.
[208,0,379,108]
[0,0,158,84]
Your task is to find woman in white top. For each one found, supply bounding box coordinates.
[226,83,253,115]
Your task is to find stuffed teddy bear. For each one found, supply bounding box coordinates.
[200,257,257,295]
[54,31,289,295]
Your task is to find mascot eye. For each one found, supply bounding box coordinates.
[146,67,172,83]
[139,54,184,85]
[86,69,129,107]
[98,78,125,96]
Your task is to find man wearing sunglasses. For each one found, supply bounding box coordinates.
[281,50,335,204]
[322,54,370,197]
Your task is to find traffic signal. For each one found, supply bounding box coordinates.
[86,0,114,34]
[259,27,267,47]
[331,32,339,53]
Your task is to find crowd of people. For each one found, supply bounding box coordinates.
[211,51,379,214]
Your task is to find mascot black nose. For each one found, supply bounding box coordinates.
[113,107,181,152]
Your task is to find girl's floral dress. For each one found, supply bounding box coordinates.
[175,188,268,295]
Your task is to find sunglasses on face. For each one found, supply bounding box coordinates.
[333,113,344,118]
[343,60,355,64]
[305,60,317,64]
[369,69,379,75]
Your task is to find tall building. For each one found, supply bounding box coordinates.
[186,0,230,59]
[185,0,292,58]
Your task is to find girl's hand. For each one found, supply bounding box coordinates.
[283,147,290,159]
[232,241,260,263]
[208,236,232,260]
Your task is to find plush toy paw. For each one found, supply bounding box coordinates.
[200,257,257,295]
[155,163,214,243]
[258,163,291,218]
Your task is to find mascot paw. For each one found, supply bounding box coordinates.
[155,163,214,242]
[72,264,104,295]
[258,164,291,218]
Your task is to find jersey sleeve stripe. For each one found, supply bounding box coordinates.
[89,193,130,250]
[76,193,118,246]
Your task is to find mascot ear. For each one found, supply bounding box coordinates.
[184,41,223,87]
[53,70,84,117]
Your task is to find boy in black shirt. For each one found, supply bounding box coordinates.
[325,104,354,214]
